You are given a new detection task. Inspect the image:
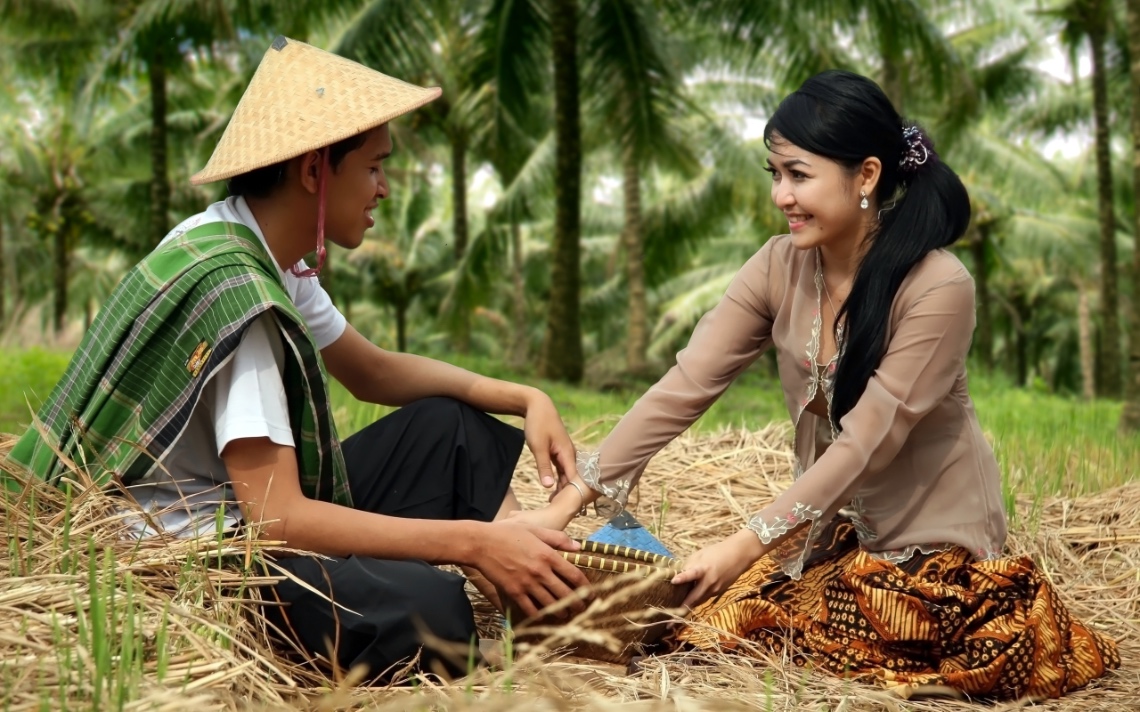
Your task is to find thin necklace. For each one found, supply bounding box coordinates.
[823,280,838,317]
[822,279,845,343]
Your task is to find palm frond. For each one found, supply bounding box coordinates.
[647,269,736,359]
[487,132,556,225]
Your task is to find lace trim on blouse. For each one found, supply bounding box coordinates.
[815,253,844,440]
[746,501,823,544]
[746,501,825,579]
[759,253,842,579]
[576,449,629,518]
[846,497,877,542]
[846,498,1002,564]
[799,270,825,425]
[867,542,1002,564]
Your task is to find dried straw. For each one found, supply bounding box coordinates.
[2,425,1137,711]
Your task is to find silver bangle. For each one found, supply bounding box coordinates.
[567,481,589,517]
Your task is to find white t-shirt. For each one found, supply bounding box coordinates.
[124,197,347,537]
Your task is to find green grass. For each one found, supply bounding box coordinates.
[968,373,1137,522]
[4,347,1137,500]
[0,348,72,435]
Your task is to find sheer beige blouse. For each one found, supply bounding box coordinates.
[579,234,1007,579]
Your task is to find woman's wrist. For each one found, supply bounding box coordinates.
[549,481,588,525]
[730,527,767,564]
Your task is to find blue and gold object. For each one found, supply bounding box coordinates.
[586,511,673,558]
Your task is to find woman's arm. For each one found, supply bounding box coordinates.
[676,270,978,607]
[525,241,782,530]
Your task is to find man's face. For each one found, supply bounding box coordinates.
[325,125,392,249]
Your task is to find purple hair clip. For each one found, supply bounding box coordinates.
[899,125,936,173]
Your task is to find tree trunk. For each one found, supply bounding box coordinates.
[1006,294,1029,387]
[149,54,171,245]
[969,225,994,370]
[1016,327,1028,387]
[540,0,583,382]
[1121,0,1140,430]
[622,136,648,374]
[509,221,529,369]
[1078,284,1096,401]
[1090,0,1122,395]
[451,135,471,353]
[53,223,68,335]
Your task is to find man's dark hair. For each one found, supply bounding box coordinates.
[227,130,371,198]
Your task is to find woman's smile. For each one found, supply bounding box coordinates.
[785,212,812,230]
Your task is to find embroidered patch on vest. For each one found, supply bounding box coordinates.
[185,340,213,378]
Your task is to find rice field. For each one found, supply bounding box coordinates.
[1,347,1138,710]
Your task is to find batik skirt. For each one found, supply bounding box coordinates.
[673,520,1120,701]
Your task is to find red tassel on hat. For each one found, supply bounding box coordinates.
[291,147,329,278]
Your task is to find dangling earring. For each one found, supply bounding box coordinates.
[860,190,869,210]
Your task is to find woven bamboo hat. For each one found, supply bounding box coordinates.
[190,36,441,185]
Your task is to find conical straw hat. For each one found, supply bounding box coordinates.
[191,36,441,185]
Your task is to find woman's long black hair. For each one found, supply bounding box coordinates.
[765,70,971,429]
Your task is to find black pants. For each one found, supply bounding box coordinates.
[267,397,523,681]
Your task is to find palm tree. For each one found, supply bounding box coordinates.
[1121,0,1140,430]
[1043,0,1123,393]
[1085,0,1123,394]
[0,65,19,327]
[610,127,786,360]
[334,0,489,353]
[473,0,562,372]
[0,76,122,334]
[685,0,969,101]
[539,0,585,381]
[476,0,703,381]
[70,248,131,331]
[346,174,451,353]
[86,0,359,245]
[582,0,698,374]
[479,131,557,366]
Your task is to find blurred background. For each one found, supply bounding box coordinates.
[1,0,1138,434]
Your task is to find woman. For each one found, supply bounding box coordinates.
[518,70,1119,699]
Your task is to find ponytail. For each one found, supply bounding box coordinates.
[831,159,971,426]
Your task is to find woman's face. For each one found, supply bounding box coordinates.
[765,137,869,253]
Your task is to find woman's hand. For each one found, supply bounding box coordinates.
[672,529,765,609]
[521,389,577,490]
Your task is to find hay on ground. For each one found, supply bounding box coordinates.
[1,425,1137,711]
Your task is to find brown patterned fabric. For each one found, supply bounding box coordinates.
[673,521,1120,701]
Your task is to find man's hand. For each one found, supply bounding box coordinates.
[672,529,764,609]
[521,389,577,490]
[472,520,590,621]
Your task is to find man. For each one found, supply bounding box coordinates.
[8,37,588,680]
